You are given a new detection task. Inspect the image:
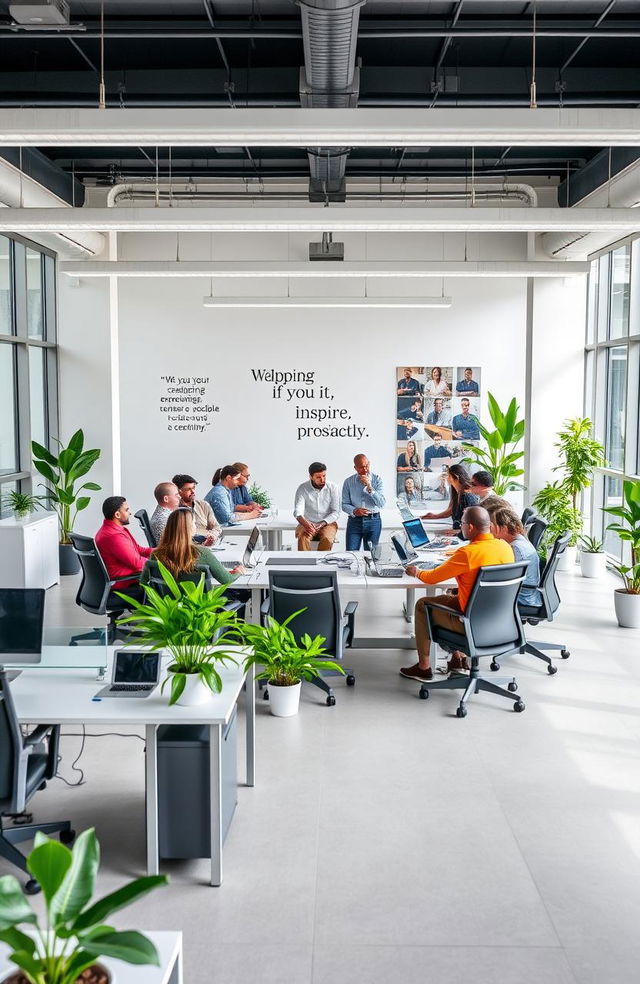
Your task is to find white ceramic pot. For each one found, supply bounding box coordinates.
[172,671,213,706]
[557,544,577,572]
[268,681,301,717]
[613,589,640,628]
[579,551,607,578]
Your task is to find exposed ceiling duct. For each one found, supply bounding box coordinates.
[299,0,366,202]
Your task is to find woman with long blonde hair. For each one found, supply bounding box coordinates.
[141,507,245,587]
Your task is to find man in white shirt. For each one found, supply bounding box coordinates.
[294,461,340,551]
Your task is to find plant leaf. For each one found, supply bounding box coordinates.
[50,828,100,928]
[26,836,73,905]
[6,949,43,981]
[81,930,160,966]
[73,876,168,932]
[67,429,85,453]
[31,440,57,466]
[0,877,37,930]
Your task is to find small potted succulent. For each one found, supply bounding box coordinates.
[1,491,42,523]
[241,610,344,717]
[0,828,167,984]
[603,478,640,628]
[578,535,607,579]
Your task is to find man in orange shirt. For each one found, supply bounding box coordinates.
[400,506,514,682]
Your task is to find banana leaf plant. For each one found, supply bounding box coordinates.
[603,478,640,593]
[461,393,526,495]
[0,828,167,984]
[32,430,101,544]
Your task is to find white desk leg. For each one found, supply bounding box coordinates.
[209,723,223,887]
[145,724,159,876]
[250,586,261,625]
[246,662,255,787]
[403,588,415,624]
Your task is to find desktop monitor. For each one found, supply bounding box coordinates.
[402,518,431,549]
[0,588,46,664]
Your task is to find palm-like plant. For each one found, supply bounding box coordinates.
[242,610,344,687]
[532,480,583,551]
[554,417,606,511]
[603,478,640,593]
[461,393,525,495]
[116,562,244,704]
[1,490,43,519]
[32,430,101,544]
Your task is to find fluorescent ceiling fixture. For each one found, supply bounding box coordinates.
[2,108,640,147]
[202,296,452,309]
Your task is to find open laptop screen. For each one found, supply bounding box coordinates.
[243,526,261,566]
[391,535,412,564]
[113,651,160,684]
[0,588,45,662]
[402,518,430,548]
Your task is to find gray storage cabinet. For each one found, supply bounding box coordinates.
[157,709,238,859]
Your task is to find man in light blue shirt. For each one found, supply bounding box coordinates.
[455,367,480,396]
[425,398,451,428]
[341,453,386,550]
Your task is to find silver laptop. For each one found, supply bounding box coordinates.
[391,535,440,571]
[0,588,45,665]
[220,526,262,569]
[96,651,161,698]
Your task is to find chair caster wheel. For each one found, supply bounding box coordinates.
[326,695,336,706]
[561,649,570,659]
[456,705,467,718]
[547,664,558,675]
[419,687,430,700]
[263,689,269,701]
[513,700,525,712]
[490,661,500,672]
[60,829,75,845]
[346,674,356,687]
[507,681,518,693]
[25,879,40,895]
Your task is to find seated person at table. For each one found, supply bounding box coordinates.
[149,481,181,544]
[469,469,509,513]
[491,506,543,608]
[423,433,450,469]
[452,398,480,440]
[397,440,420,472]
[420,463,479,537]
[231,461,264,515]
[173,473,221,545]
[294,461,340,551]
[95,495,153,603]
[141,508,246,590]
[425,398,452,429]
[400,506,514,682]
[455,367,479,395]
[397,368,422,396]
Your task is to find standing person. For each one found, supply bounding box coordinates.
[149,481,181,544]
[397,440,420,472]
[293,461,340,551]
[420,463,479,537]
[490,506,542,608]
[341,454,386,550]
[423,433,450,470]
[456,367,479,396]
[425,366,451,397]
[231,462,264,515]
[452,398,480,440]
[95,496,153,603]
[172,473,221,545]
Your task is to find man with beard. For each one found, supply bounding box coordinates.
[95,495,153,603]
[294,461,340,551]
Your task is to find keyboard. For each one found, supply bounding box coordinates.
[109,684,154,692]
[220,560,237,569]
[376,566,404,578]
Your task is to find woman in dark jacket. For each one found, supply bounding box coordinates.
[420,463,479,537]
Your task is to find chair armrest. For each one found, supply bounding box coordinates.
[223,600,243,614]
[342,600,358,648]
[343,601,358,616]
[260,595,271,616]
[23,724,55,746]
[422,599,463,618]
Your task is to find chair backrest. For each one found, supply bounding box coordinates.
[526,516,548,550]
[463,562,529,655]
[521,506,536,526]
[538,532,571,619]
[267,570,342,658]
[69,532,115,614]
[0,670,23,811]
[147,563,214,597]
[134,509,157,548]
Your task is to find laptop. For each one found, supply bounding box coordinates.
[95,650,161,698]
[220,526,261,569]
[391,535,440,572]
[402,518,448,550]
[0,588,45,665]
[363,544,404,578]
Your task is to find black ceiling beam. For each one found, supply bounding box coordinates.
[0,147,85,205]
[558,146,640,206]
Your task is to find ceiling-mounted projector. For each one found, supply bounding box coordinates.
[309,232,344,262]
[9,0,70,25]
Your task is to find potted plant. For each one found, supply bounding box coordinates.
[0,827,167,984]
[603,478,640,628]
[461,393,525,496]
[117,562,244,706]
[554,416,606,568]
[32,430,102,576]
[1,491,42,523]
[241,611,344,717]
[578,535,607,579]
[248,481,272,510]
[532,481,583,570]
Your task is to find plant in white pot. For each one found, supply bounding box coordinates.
[1,492,42,523]
[603,478,640,628]
[578,535,607,579]
[0,827,167,984]
[551,417,606,570]
[241,611,344,717]
[117,562,243,706]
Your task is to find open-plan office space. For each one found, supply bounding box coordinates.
[1,3,640,983]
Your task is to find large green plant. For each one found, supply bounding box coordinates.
[0,828,166,984]
[462,393,525,495]
[603,478,640,593]
[32,430,101,544]
[532,481,583,551]
[242,610,344,687]
[554,417,606,511]
[117,563,243,704]
[248,482,272,508]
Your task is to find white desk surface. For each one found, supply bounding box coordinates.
[232,550,452,590]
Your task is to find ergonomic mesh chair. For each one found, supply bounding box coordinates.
[134,508,157,548]
[69,532,140,645]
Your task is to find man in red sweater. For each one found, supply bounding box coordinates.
[95,495,153,603]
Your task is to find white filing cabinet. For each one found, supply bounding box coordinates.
[0,513,60,588]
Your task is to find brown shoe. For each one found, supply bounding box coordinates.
[400,663,433,682]
[446,652,470,673]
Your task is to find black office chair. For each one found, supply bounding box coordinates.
[261,570,357,706]
[521,506,537,527]
[0,669,74,893]
[526,516,548,550]
[417,562,529,717]
[134,509,157,548]
[69,532,141,645]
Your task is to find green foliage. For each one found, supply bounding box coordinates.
[553,417,606,510]
[241,610,345,687]
[116,562,243,704]
[532,481,583,551]
[32,430,101,544]
[1,491,43,517]
[603,478,640,593]
[579,535,604,554]
[0,828,167,984]
[461,393,525,496]
[248,482,272,508]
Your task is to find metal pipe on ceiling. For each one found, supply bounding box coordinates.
[2,26,640,38]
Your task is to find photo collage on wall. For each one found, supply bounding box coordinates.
[395,366,482,505]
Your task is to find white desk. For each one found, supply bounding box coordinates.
[9,657,255,886]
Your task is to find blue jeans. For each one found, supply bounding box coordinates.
[346,513,382,550]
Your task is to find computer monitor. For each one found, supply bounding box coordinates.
[0,588,46,664]
[402,518,431,549]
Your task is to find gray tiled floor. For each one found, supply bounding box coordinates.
[12,567,640,983]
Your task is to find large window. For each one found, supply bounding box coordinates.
[585,238,640,557]
[0,234,58,517]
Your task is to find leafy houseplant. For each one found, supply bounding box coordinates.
[532,481,583,560]
[0,828,167,984]
[1,491,42,522]
[248,482,271,509]
[117,562,243,706]
[578,535,606,579]
[241,610,344,717]
[461,393,525,496]
[603,478,640,627]
[554,417,606,513]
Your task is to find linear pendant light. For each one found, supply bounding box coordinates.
[201,296,452,308]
